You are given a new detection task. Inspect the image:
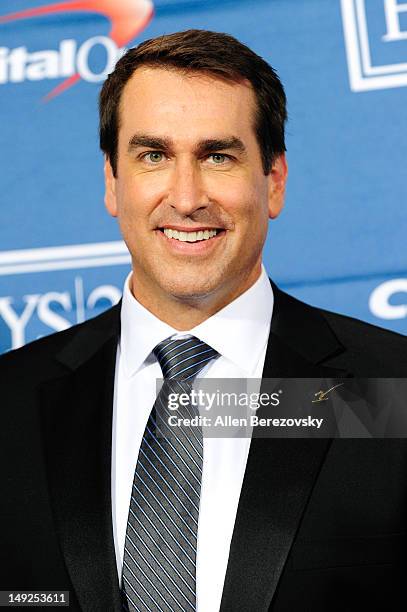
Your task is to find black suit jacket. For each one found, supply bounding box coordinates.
[1,281,407,611]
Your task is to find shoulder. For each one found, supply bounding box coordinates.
[319,306,407,354]
[271,282,407,374]
[0,302,121,384]
[304,299,407,372]
[320,306,407,349]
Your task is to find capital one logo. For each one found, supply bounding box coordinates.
[0,0,153,100]
[341,0,407,91]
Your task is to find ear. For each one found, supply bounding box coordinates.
[267,153,288,220]
[104,157,118,217]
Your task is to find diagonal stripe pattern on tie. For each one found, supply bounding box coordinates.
[121,336,219,612]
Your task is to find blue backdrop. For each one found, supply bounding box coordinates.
[1,0,406,353]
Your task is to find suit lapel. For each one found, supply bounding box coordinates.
[220,282,351,612]
[38,304,123,612]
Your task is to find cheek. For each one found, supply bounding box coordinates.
[218,166,265,201]
[229,188,270,247]
[116,178,156,224]
[222,181,268,224]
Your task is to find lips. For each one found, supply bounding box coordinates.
[156,226,225,252]
[161,228,219,242]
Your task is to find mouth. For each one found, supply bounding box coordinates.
[158,227,225,243]
[155,225,226,254]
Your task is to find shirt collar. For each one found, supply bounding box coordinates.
[120,264,273,378]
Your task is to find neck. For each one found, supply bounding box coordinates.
[129,265,262,330]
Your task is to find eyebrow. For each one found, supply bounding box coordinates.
[195,137,247,157]
[128,134,172,153]
[127,133,247,157]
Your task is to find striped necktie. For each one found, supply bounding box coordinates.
[121,336,219,611]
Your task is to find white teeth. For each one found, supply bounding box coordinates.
[163,228,218,242]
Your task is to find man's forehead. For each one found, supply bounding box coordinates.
[116,68,258,157]
[119,65,256,120]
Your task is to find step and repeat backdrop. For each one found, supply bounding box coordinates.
[0,0,406,353]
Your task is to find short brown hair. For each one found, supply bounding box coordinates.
[99,29,287,176]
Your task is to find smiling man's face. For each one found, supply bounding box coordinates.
[105,66,287,321]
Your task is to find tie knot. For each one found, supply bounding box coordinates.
[153,336,219,380]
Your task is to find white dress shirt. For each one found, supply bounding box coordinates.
[111,265,274,612]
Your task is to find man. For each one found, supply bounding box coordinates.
[1,29,406,612]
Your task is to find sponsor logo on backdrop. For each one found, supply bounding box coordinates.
[369,279,407,319]
[341,0,407,91]
[0,0,153,99]
[0,242,130,350]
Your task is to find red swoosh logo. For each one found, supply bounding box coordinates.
[0,0,154,100]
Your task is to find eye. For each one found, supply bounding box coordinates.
[142,151,165,163]
[208,153,230,164]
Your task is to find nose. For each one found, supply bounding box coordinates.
[167,157,208,216]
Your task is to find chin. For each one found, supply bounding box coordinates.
[161,277,221,302]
